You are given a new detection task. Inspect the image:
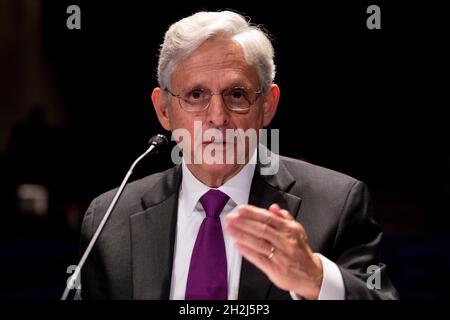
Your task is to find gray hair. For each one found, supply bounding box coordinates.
[157,11,276,92]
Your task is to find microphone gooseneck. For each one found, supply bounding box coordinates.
[61,134,168,300]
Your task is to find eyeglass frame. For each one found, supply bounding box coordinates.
[164,86,263,113]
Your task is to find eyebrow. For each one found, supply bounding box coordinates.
[181,80,254,92]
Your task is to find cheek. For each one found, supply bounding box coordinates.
[168,110,203,143]
[168,107,190,129]
[241,108,264,129]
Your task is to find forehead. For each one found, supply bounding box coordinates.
[171,38,259,88]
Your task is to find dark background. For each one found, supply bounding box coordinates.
[0,0,448,300]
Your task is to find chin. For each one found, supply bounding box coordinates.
[199,162,241,176]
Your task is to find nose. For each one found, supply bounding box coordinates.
[205,93,229,127]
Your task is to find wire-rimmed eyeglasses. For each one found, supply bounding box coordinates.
[164,87,262,113]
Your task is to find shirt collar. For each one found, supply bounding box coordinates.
[181,150,257,214]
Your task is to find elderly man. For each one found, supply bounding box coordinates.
[80,10,398,300]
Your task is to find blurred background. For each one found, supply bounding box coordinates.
[0,0,448,300]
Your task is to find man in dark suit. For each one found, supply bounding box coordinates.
[80,10,398,300]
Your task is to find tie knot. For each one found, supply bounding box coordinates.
[199,189,230,218]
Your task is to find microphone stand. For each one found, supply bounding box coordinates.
[61,134,167,300]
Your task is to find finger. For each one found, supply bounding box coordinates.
[234,241,273,275]
[285,219,309,245]
[268,203,281,215]
[226,215,285,249]
[268,203,290,220]
[278,208,295,220]
[226,224,274,257]
[237,204,287,230]
[268,204,294,221]
[228,208,308,252]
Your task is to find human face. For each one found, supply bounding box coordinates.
[152,37,279,186]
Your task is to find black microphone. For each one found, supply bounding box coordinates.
[148,133,169,149]
[61,134,168,300]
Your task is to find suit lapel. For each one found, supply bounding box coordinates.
[130,166,181,299]
[238,151,302,299]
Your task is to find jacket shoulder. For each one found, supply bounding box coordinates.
[89,165,179,218]
[279,155,361,193]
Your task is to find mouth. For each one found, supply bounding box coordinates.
[202,137,234,145]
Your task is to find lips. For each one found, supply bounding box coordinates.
[202,140,234,145]
[202,137,233,144]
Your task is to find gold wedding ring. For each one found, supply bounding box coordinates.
[267,246,275,260]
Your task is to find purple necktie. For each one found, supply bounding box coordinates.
[185,189,230,300]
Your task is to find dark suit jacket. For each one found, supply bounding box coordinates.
[80,152,398,300]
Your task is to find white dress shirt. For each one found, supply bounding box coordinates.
[169,151,345,300]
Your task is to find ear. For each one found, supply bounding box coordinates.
[151,87,171,131]
[262,84,280,127]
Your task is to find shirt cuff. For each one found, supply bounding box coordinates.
[289,253,345,300]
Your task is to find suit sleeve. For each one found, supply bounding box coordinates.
[80,198,108,299]
[333,181,399,300]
